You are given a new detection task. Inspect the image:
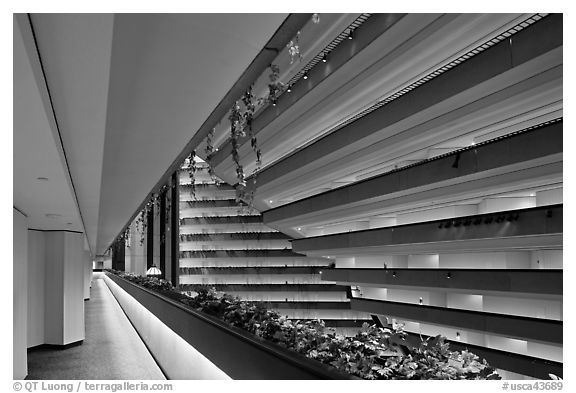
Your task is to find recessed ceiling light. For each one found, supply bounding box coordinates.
[269,200,273,203]
[297,227,302,230]
[303,72,308,80]
[37,177,49,181]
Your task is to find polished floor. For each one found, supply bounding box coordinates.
[27,273,166,380]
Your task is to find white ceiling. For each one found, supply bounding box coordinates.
[13,13,288,256]
[29,14,115,255]
[13,16,83,235]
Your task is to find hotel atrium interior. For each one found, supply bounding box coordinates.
[13,11,564,381]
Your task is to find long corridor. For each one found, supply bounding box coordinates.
[26,273,165,380]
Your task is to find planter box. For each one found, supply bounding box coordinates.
[105,272,355,380]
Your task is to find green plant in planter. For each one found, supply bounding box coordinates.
[108,271,500,380]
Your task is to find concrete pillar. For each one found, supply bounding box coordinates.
[13,208,28,379]
[164,188,173,283]
[44,231,85,346]
[153,202,161,269]
[83,250,92,300]
[125,225,132,273]
[131,218,147,276]
[28,230,46,348]
[102,255,112,270]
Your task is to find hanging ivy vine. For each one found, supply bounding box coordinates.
[153,192,161,218]
[286,31,303,64]
[201,64,287,207]
[135,201,152,246]
[229,100,246,202]
[204,127,217,182]
[187,151,197,199]
[118,226,131,249]
[165,184,172,226]
[257,63,285,108]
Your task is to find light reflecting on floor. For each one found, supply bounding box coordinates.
[27,272,165,380]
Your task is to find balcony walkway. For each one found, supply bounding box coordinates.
[26,272,165,380]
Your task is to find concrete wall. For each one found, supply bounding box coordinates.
[84,250,92,300]
[31,231,86,346]
[27,230,46,348]
[128,219,147,276]
[62,232,85,344]
[13,209,28,379]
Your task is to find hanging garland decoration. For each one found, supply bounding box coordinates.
[257,64,285,108]
[187,151,197,199]
[229,100,247,202]
[153,192,161,217]
[135,200,153,246]
[117,226,131,249]
[286,31,303,64]
[204,127,218,182]
[242,85,262,174]
[123,226,131,248]
[135,210,146,246]
[165,184,172,226]
[202,64,286,206]
[240,84,261,211]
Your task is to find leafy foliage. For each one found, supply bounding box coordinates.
[109,271,500,380]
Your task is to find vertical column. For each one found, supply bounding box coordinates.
[13,208,28,379]
[160,189,167,279]
[112,238,125,271]
[83,249,92,300]
[170,172,179,286]
[124,223,132,273]
[28,230,46,348]
[132,218,147,276]
[164,180,173,283]
[147,206,154,269]
[44,231,85,346]
[153,197,161,269]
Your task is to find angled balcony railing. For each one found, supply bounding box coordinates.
[292,204,562,255]
[180,216,263,225]
[255,14,561,196]
[179,266,326,276]
[321,268,562,296]
[179,284,349,292]
[265,119,562,226]
[351,297,562,344]
[180,232,290,242]
[179,249,303,259]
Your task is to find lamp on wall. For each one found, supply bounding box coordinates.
[146,265,162,279]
